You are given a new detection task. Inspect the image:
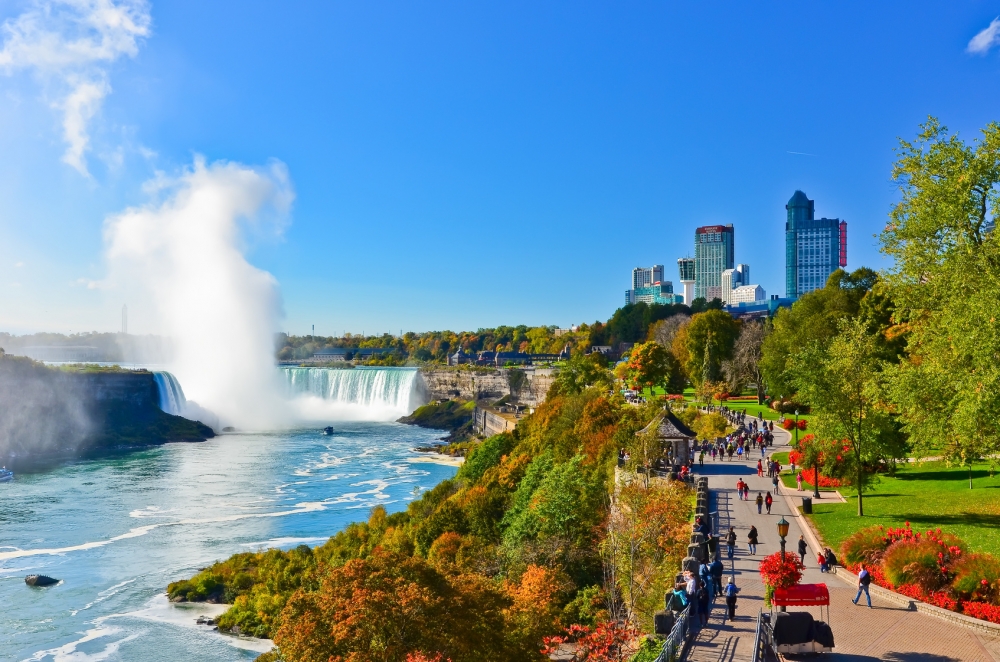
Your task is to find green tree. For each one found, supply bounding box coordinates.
[760,268,878,398]
[682,310,739,386]
[792,318,897,516]
[880,118,1000,478]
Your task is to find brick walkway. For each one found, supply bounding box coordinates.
[686,424,1000,662]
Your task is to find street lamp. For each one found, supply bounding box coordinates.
[777,516,790,613]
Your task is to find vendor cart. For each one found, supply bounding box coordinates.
[770,584,835,655]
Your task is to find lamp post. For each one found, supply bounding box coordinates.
[777,516,790,613]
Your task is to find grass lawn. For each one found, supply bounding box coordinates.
[796,460,1000,555]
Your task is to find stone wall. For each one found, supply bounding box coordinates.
[474,407,518,436]
[418,367,556,407]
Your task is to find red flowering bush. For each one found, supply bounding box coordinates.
[759,552,804,608]
[781,419,797,431]
[962,601,1000,624]
[542,621,640,662]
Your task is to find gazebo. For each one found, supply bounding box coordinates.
[637,410,697,472]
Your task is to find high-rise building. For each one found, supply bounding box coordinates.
[785,191,847,298]
[631,282,681,305]
[694,224,735,301]
[627,265,665,304]
[677,258,696,305]
[631,265,664,290]
[721,264,758,304]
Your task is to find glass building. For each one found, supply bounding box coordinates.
[631,282,681,305]
[784,191,847,298]
[694,224,735,301]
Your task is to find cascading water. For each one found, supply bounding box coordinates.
[153,371,187,416]
[281,367,425,421]
[153,371,220,431]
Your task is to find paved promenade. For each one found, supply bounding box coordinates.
[686,424,1000,662]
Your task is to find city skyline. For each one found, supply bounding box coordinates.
[2,3,1000,334]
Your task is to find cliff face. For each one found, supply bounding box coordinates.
[418,367,555,406]
[0,356,213,466]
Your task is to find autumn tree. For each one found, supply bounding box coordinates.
[681,310,740,387]
[729,320,769,404]
[623,341,683,394]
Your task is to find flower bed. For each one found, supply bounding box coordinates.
[841,523,1000,623]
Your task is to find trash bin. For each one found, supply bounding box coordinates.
[801,497,813,514]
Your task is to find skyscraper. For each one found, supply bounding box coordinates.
[632,265,664,290]
[784,191,847,298]
[694,224,734,301]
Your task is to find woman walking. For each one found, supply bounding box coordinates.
[757,459,763,477]
[726,526,737,559]
[747,525,759,554]
[796,471,803,491]
[765,491,773,515]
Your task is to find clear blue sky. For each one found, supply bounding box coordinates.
[1,1,999,335]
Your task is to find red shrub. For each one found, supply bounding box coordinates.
[962,601,1000,624]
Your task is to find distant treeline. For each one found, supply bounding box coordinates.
[0,332,172,364]
[276,299,724,364]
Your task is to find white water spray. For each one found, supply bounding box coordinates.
[104,157,293,429]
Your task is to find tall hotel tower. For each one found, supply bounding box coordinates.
[694,224,735,301]
[785,191,847,298]
[677,258,696,305]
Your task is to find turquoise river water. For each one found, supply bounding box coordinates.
[0,423,457,661]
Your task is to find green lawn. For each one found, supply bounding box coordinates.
[796,461,1000,555]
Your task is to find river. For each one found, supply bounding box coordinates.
[0,368,457,661]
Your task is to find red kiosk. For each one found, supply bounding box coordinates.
[771,583,834,654]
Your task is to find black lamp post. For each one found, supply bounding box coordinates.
[777,515,790,613]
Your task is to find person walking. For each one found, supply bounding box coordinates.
[764,491,773,515]
[699,450,705,467]
[747,525,759,554]
[819,551,829,573]
[796,471,803,491]
[724,577,741,621]
[725,527,737,560]
[853,564,873,607]
[757,459,763,477]
[755,492,764,514]
[797,535,808,566]
[700,561,714,602]
[772,474,780,493]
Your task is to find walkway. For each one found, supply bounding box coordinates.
[686,424,1000,662]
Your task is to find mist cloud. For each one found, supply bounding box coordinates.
[0,0,150,175]
[104,157,294,429]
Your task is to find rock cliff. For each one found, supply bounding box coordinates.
[417,367,555,406]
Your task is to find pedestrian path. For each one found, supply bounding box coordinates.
[686,424,1000,662]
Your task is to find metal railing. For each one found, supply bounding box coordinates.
[751,609,773,662]
[654,604,693,662]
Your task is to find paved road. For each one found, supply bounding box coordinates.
[686,423,1000,662]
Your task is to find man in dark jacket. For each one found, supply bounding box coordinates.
[724,577,740,621]
[709,556,724,595]
[797,535,808,566]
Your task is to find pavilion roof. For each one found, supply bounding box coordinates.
[638,409,697,440]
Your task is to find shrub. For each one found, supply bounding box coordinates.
[952,553,1000,603]
[883,531,964,594]
[840,526,892,567]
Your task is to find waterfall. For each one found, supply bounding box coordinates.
[281,367,424,420]
[153,371,187,416]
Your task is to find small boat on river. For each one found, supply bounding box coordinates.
[0,467,13,483]
[322,426,334,435]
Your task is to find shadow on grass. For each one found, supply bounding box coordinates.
[895,512,1000,529]
[895,468,999,483]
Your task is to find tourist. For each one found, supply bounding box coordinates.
[697,579,710,627]
[796,471,803,491]
[724,577,740,622]
[757,459,763,477]
[818,551,829,573]
[764,491,773,515]
[853,564,873,608]
[725,527,737,559]
[699,560,714,602]
[772,473,780,493]
[797,535,808,565]
[710,555,724,594]
[747,525,758,554]
[755,492,764,514]
[825,547,838,569]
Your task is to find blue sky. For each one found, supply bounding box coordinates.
[1,1,1000,336]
